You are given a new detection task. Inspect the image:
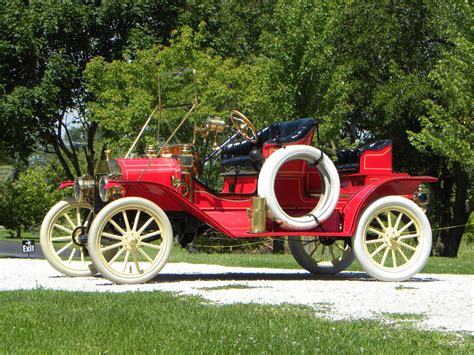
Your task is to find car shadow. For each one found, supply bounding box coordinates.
[47,271,441,284]
[146,272,440,283]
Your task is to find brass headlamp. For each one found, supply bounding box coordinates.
[74,175,94,202]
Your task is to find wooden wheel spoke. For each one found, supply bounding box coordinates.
[396,247,409,263]
[57,241,73,255]
[394,212,403,230]
[140,230,161,240]
[109,219,126,235]
[138,248,154,263]
[367,227,384,237]
[140,242,162,250]
[132,210,141,232]
[131,251,143,274]
[137,217,154,234]
[308,242,319,257]
[122,250,130,273]
[398,220,414,234]
[51,236,71,242]
[101,242,124,253]
[80,248,85,265]
[370,243,386,258]
[67,248,76,263]
[123,211,131,232]
[399,241,417,252]
[54,224,72,234]
[101,232,124,241]
[375,216,386,231]
[381,247,390,266]
[366,238,384,245]
[64,214,76,229]
[108,247,125,265]
[387,211,392,229]
[335,243,346,252]
[391,249,397,267]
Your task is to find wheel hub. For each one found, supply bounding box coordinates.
[72,226,87,247]
[383,228,400,249]
[124,232,140,251]
[319,237,336,246]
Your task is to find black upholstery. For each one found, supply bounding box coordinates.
[221,118,317,175]
[336,139,392,173]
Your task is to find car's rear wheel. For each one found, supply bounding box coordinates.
[88,197,173,284]
[40,199,94,277]
[289,236,355,274]
[352,196,432,281]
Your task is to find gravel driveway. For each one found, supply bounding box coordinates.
[0,259,472,334]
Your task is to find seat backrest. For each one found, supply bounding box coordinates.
[222,118,317,156]
[263,118,317,145]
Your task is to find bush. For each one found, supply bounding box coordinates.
[0,167,61,238]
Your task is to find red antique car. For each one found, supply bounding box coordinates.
[40,69,437,284]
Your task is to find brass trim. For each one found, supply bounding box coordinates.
[247,197,267,233]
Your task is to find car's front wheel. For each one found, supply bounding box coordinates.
[40,199,94,277]
[88,197,173,284]
[352,196,432,281]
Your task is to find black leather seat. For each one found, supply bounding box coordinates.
[221,118,317,175]
[336,140,391,173]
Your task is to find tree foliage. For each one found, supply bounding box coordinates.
[85,25,275,155]
[0,0,184,177]
[0,167,61,237]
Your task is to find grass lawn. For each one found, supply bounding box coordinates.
[0,229,39,240]
[0,290,471,353]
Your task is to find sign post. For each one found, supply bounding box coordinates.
[22,240,35,258]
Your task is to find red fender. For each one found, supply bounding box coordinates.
[58,180,74,189]
[342,176,438,236]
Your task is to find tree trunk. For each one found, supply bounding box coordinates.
[435,162,471,257]
[15,226,21,239]
[85,121,97,175]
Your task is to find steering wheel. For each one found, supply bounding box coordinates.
[229,110,258,144]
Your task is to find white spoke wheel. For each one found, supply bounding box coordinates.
[352,196,432,281]
[289,237,355,274]
[88,197,173,284]
[40,199,94,277]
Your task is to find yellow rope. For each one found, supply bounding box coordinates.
[432,222,474,232]
[193,222,473,249]
[193,240,272,249]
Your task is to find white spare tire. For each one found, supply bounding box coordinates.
[258,145,340,230]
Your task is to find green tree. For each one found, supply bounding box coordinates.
[408,36,473,256]
[84,25,275,156]
[0,167,59,238]
[0,0,184,178]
